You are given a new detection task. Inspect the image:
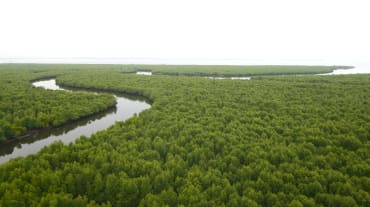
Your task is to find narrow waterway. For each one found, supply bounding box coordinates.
[0,79,151,164]
[135,65,370,80]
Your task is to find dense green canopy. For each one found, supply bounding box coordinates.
[0,65,369,206]
[118,64,351,76]
[0,66,116,141]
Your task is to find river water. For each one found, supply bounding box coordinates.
[319,64,370,75]
[1,63,369,163]
[1,57,369,74]
[136,64,370,80]
[0,79,151,164]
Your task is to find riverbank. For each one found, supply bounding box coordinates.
[0,78,151,164]
[1,69,367,206]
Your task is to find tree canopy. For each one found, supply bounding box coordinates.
[0,65,369,206]
[0,66,116,141]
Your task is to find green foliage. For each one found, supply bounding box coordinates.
[120,64,351,76]
[0,65,116,141]
[0,65,369,206]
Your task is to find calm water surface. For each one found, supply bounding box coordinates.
[0,79,151,164]
[319,65,370,75]
[136,71,152,75]
[1,61,369,163]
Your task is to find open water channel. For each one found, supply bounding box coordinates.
[1,64,369,164]
[0,79,151,164]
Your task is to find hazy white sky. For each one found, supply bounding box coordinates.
[0,0,369,61]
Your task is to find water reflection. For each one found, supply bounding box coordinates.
[231,77,251,80]
[206,76,251,80]
[136,71,152,75]
[0,107,116,156]
[0,79,151,164]
[319,65,370,75]
[32,79,65,90]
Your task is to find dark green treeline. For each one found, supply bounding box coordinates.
[0,65,116,141]
[0,66,369,206]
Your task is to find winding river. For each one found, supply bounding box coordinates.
[0,79,151,164]
[1,65,369,164]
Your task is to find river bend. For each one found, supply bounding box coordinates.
[0,79,151,164]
